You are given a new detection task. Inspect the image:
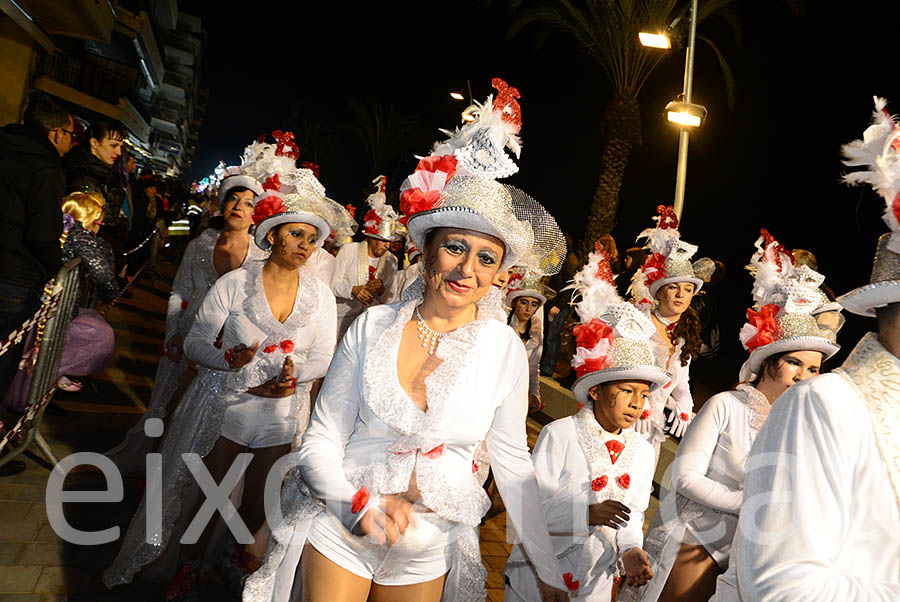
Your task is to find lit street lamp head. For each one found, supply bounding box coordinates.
[639,32,671,49]
[665,101,707,128]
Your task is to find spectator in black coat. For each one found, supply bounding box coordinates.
[0,94,74,403]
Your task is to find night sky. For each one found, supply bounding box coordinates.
[186,0,899,369]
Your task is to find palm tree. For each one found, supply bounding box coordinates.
[502,0,800,259]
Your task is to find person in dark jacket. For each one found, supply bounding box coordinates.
[0,94,74,403]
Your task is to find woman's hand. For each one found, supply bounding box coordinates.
[622,546,653,587]
[536,579,570,601]
[548,306,560,321]
[352,494,418,545]
[247,356,296,398]
[225,340,259,370]
[588,500,631,529]
[528,393,542,413]
[165,333,184,362]
[352,285,374,305]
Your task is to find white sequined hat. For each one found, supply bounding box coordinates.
[253,191,332,251]
[837,97,900,316]
[402,78,566,275]
[568,246,671,403]
[362,175,402,241]
[506,269,555,307]
[629,205,704,309]
[738,230,840,381]
[217,169,264,205]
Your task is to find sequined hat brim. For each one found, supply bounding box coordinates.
[648,276,704,298]
[407,207,526,272]
[571,365,672,403]
[506,289,548,307]
[254,212,331,250]
[742,336,841,381]
[218,175,264,203]
[836,280,900,317]
[363,231,402,242]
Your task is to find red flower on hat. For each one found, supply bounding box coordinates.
[563,572,580,592]
[272,130,299,160]
[592,245,616,284]
[400,188,442,218]
[417,154,458,181]
[345,204,356,218]
[363,209,382,235]
[760,228,795,271]
[591,475,608,491]
[617,474,631,490]
[301,161,319,178]
[262,173,280,192]
[745,303,780,351]
[656,204,679,230]
[492,78,523,132]
[506,272,524,292]
[574,356,608,378]
[252,196,286,225]
[573,318,614,351]
[280,340,294,353]
[351,485,369,514]
[642,253,668,287]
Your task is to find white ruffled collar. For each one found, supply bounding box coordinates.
[735,383,771,434]
[241,260,319,344]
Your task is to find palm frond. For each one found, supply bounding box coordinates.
[698,34,735,109]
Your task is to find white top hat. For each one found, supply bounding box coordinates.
[838,97,900,316]
[738,229,840,381]
[568,245,671,403]
[362,176,402,241]
[505,269,555,307]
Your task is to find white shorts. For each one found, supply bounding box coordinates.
[220,392,296,449]
[306,508,452,586]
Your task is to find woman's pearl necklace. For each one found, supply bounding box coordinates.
[416,306,446,355]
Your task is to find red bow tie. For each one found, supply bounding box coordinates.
[606,440,625,464]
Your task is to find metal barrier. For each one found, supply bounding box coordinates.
[0,259,82,469]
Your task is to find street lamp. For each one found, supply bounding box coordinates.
[450,92,465,100]
[638,32,671,49]
[640,0,700,222]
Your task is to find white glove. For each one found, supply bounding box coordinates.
[667,410,692,437]
[635,414,653,436]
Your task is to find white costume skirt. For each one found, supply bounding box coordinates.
[306,507,452,586]
[221,392,298,448]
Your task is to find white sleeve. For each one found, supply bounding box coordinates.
[183,273,235,371]
[616,444,654,554]
[318,252,336,286]
[671,394,743,513]
[378,255,399,304]
[292,284,337,383]
[532,424,590,536]
[297,313,367,530]
[734,381,900,601]
[668,358,695,417]
[330,244,356,300]
[165,240,196,340]
[486,343,566,591]
[528,340,542,401]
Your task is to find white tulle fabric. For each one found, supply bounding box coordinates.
[105,228,266,472]
[508,309,544,401]
[623,385,771,602]
[103,261,335,588]
[243,283,564,602]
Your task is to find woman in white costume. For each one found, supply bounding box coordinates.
[506,271,553,413]
[105,167,265,473]
[103,168,338,600]
[244,78,571,602]
[625,230,840,602]
[628,206,703,461]
[503,249,660,602]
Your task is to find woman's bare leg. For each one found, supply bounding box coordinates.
[300,543,371,602]
[239,443,291,537]
[180,435,245,561]
[368,574,446,602]
[658,542,721,602]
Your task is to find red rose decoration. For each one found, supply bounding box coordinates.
[423,444,444,459]
[262,173,281,192]
[605,440,625,464]
[591,475,608,491]
[640,409,650,420]
[263,344,278,354]
[577,402,584,412]
[472,460,479,473]
[574,356,608,378]
[252,196,286,225]
[642,252,668,286]
[745,304,780,351]
[679,412,690,422]
[617,474,631,490]
[345,204,356,218]
[563,572,580,591]
[180,300,188,310]
[573,318,614,351]
[399,188,442,217]
[416,154,458,180]
[280,340,294,354]
[351,485,369,514]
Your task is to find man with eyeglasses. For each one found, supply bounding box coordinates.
[0,94,74,474]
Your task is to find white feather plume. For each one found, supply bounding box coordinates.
[565,248,620,323]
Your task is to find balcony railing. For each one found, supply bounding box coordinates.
[37,52,139,107]
[163,70,191,90]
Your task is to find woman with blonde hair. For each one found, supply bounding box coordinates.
[2,191,118,409]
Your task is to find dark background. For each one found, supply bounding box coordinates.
[184,0,898,371]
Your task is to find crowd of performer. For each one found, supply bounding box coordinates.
[2,83,897,602]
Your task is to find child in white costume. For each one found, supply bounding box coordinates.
[504,248,661,601]
[505,271,553,412]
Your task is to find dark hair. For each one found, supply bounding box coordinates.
[749,351,791,387]
[507,306,534,343]
[209,215,225,230]
[22,94,71,136]
[88,121,125,143]
[671,306,702,366]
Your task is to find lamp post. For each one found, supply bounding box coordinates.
[672,0,699,222]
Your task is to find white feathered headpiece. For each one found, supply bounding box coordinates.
[362,175,401,241]
[842,96,900,252]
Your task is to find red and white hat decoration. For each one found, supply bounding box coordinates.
[362,175,401,241]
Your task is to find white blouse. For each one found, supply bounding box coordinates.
[713,338,900,602]
[166,228,265,342]
[184,261,336,390]
[331,241,399,339]
[305,246,336,287]
[297,298,566,594]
